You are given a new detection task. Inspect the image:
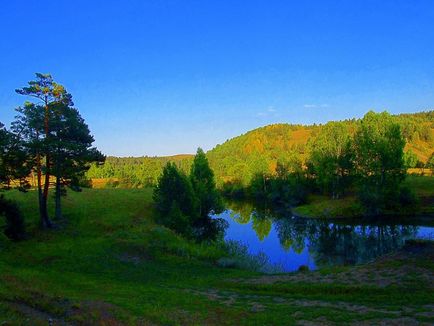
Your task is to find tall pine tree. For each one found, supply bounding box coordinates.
[14,73,102,226]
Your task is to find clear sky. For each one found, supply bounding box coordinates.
[1,1,434,156]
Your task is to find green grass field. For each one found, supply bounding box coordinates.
[0,188,433,325]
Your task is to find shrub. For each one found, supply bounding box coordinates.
[0,195,25,241]
[219,240,283,273]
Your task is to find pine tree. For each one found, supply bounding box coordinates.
[190,148,223,218]
[153,162,197,236]
[14,73,103,225]
[190,148,225,240]
[15,73,72,227]
[50,103,104,219]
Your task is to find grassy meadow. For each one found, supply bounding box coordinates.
[293,175,434,219]
[0,188,433,325]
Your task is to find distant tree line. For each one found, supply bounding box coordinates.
[87,155,193,188]
[0,74,103,239]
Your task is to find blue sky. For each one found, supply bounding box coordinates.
[1,1,434,156]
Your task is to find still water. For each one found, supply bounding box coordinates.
[215,201,434,272]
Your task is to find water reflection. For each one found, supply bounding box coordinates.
[218,201,430,271]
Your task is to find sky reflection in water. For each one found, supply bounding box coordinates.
[216,202,434,272]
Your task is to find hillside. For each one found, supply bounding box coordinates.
[87,111,434,186]
[207,111,434,184]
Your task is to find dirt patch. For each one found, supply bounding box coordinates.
[352,317,424,325]
[185,288,421,318]
[4,297,128,325]
[240,241,434,289]
[7,301,65,325]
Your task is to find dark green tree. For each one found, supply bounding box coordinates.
[50,103,104,219]
[0,122,31,189]
[0,122,28,240]
[190,148,225,240]
[153,162,197,236]
[190,148,223,218]
[267,159,308,207]
[0,195,25,241]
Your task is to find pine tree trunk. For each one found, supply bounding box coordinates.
[36,131,45,227]
[55,175,62,220]
[41,154,52,228]
[55,152,62,220]
[40,101,52,228]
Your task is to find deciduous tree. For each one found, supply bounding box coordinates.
[353,111,407,215]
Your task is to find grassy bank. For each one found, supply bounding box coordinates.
[293,175,434,219]
[1,189,433,325]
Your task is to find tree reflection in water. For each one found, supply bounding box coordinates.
[224,200,419,269]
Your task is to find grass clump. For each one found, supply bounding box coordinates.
[218,240,284,274]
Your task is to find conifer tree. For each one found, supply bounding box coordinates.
[15,73,72,227]
[14,73,102,225]
[153,162,197,236]
[50,102,104,219]
[190,148,223,218]
[190,148,225,240]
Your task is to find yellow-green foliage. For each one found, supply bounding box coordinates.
[208,111,433,185]
[85,111,434,187]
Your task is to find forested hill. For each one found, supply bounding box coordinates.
[207,111,434,185]
[87,111,434,187]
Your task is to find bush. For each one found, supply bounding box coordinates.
[0,195,25,241]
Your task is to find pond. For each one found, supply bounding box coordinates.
[214,201,434,272]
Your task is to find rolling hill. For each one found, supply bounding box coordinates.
[87,111,434,186]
